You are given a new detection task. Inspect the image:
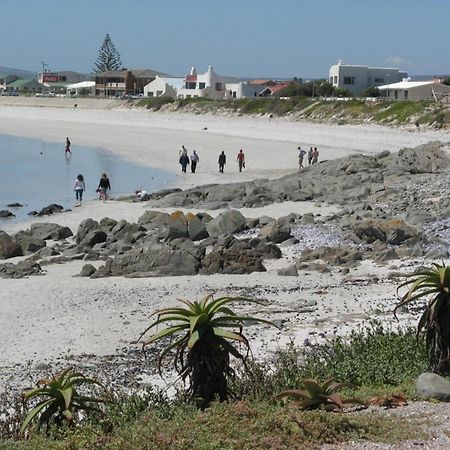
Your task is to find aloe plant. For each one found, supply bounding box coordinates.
[395,262,450,374]
[20,368,105,433]
[273,378,364,411]
[140,295,274,407]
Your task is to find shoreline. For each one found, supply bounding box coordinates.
[0,103,449,394]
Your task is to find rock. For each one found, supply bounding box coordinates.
[206,210,246,237]
[165,211,188,239]
[278,265,298,276]
[0,259,42,278]
[0,231,23,259]
[99,217,118,232]
[80,230,108,248]
[0,210,15,218]
[6,203,23,208]
[80,264,96,277]
[76,219,99,244]
[301,213,315,225]
[186,213,209,241]
[259,221,291,244]
[28,211,38,216]
[416,372,450,401]
[30,223,69,241]
[15,234,46,253]
[138,210,170,227]
[107,240,200,277]
[378,219,418,245]
[36,247,60,257]
[37,203,64,216]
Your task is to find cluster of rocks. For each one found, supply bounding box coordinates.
[2,141,449,278]
[0,210,289,278]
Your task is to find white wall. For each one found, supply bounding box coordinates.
[329,63,408,96]
[384,84,450,101]
[225,82,262,99]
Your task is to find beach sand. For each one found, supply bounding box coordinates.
[0,102,448,390]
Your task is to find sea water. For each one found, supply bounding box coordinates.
[0,134,175,224]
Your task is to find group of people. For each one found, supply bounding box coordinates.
[297,146,319,171]
[179,145,246,174]
[73,172,111,205]
[66,137,112,205]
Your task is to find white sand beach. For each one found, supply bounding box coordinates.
[0,101,449,391]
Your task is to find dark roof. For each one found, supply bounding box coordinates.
[95,68,171,78]
[6,79,38,88]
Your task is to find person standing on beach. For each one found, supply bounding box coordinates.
[190,150,199,173]
[179,145,188,156]
[74,174,85,205]
[179,152,190,173]
[97,173,111,201]
[65,137,71,155]
[298,146,306,170]
[312,147,319,165]
[308,147,313,166]
[218,151,226,173]
[237,149,245,172]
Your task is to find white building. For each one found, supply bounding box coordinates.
[143,76,184,98]
[377,80,450,101]
[329,61,408,96]
[177,66,239,99]
[65,81,95,97]
[224,82,264,99]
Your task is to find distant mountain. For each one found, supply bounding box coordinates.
[0,65,37,79]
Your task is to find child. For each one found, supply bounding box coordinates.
[74,174,85,205]
[97,173,111,201]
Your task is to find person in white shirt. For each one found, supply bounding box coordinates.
[74,174,85,204]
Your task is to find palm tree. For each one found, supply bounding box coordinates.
[139,295,274,407]
[395,262,450,374]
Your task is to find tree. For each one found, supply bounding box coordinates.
[93,33,122,72]
[140,295,274,408]
[395,263,450,375]
[316,81,335,97]
[442,78,450,86]
[361,87,381,98]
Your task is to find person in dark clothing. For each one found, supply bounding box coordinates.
[97,173,111,201]
[190,150,199,173]
[179,153,190,173]
[65,137,71,155]
[218,151,226,173]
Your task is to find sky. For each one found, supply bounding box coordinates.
[1,0,449,78]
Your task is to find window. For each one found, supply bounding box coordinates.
[215,83,223,91]
[374,78,384,83]
[394,90,398,99]
[343,76,355,85]
[233,91,236,98]
[334,76,337,84]
[185,82,196,89]
[198,82,205,89]
[404,90,408,99]
[156,90,163,96]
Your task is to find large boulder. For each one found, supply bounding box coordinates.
[76,219,99,244]
[186,213,209,241]
[416,372,450,401]
[259,221,291,244]
[80,230,108,248]
[37,204,64,216]
[0,259,42,278]
[14,233,46,253]
[29,223,71,241]
[206,210,246,237]
[165,211,188,239]
[107,240,200,277]
[0,210,15,218]
[353,218,417,246]
[0,232,23,259]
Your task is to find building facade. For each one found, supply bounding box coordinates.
[377,80,450,101]
[177,66,239,99]
[329,61,408,96]
[95,69,169,97]
[144,76,184,97]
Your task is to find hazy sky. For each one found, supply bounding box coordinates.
[1,0,449,78]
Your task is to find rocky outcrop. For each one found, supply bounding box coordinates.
[206,210,246,237]
[0,231,23,259]
[0,259,42,278]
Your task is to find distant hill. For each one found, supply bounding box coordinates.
[0,65,37,79]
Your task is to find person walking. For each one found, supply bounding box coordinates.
[65,137,71,155]
[179,152,190,173]
[237,149,245,172]
[190,150,199,173]
[218,151,226,173]
[179,145,188,156]
[74,174,85,205]
[298,146,306,171]
[308,147,313,166]
[312,146,319,165]
[97,172,111,201]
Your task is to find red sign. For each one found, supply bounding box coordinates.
[42,74,59,83]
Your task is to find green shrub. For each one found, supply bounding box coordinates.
[136,97,174,110]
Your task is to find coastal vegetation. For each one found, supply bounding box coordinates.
[136,96,450,128]
[0,324,431,448]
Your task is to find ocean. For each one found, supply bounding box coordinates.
[0,134,175,225]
